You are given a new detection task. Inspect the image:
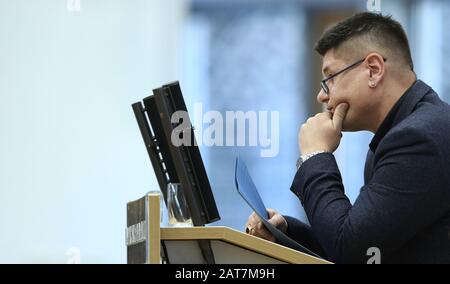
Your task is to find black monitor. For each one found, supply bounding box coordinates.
[132,81,220,226]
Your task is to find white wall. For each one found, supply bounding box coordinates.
[0,0,186,263]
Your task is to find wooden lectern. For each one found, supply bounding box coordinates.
[126,193,331,264]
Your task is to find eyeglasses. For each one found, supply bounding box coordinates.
[320,57,387,95]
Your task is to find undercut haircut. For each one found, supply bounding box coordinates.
[315,12,414,71]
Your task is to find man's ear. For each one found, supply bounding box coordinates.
[365,53,385,88]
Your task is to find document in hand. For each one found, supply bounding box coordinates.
[234,156,322,258]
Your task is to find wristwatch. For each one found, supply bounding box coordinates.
[296,150,327,170]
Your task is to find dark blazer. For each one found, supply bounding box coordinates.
[288,80,450,264]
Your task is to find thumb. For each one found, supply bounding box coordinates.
[332,103,349,131]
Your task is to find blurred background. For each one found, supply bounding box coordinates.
[0,0,449,263]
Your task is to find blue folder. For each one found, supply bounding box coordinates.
[234,156,322,258]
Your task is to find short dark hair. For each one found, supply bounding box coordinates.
[315,12,414,70]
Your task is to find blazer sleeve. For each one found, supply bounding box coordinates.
[290,126,450,263]
[283,215,325,257]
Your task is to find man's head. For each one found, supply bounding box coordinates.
[314,12,416,132]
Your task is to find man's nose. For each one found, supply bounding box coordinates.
[317,89,329,104]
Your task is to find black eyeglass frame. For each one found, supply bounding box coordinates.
[320,57,387,95]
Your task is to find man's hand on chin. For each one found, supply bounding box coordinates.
[298,103,349,156]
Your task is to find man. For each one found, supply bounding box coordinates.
[245,12,450,264]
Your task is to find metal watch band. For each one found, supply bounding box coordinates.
[296,150,327,170]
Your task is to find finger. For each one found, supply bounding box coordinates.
[332,103,349,131]
[268,215,280,227]
[253,228,275,242]
[245,221,258,234]
[266,208,277,218]
[245,212,261,233]
[245,222,257,235]
[246,211,259,224]
[252,222,275,242]
[267,209,282,227]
